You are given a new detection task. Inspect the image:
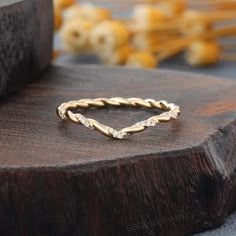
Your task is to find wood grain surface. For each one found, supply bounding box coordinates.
[0,65,236,236]
[0,0,53,96]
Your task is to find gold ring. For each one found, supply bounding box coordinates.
[57,98,180,140]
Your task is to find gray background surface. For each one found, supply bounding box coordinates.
[54,2,236,234]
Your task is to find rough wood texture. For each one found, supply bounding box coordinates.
[0,0,53,96]
[0,65,236,236]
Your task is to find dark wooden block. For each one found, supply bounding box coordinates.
[0,0,53,96]
[0,65,236,236]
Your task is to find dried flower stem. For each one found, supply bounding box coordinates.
[153,25,236,62]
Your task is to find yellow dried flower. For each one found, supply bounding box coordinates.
[126,51,157,68]
[54,0,75,10]
[100,46,135,65]
[132,32,160,51]
[160,1,186,18]
[132,5,166,30]
[180,10,212,36]
[64,4,112,23]
[215,2,236,10]
[60,18,94,53]
[54,7,63,31]
[90,21,130,52]
[185,40,221,66]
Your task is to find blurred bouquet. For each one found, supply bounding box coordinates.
[53,0,236,68]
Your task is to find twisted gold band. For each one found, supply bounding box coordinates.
[57,98,180,140]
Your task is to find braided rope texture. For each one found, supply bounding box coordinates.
[57,98,180,139]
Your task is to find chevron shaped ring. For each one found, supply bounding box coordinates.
[57,98,180,140]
